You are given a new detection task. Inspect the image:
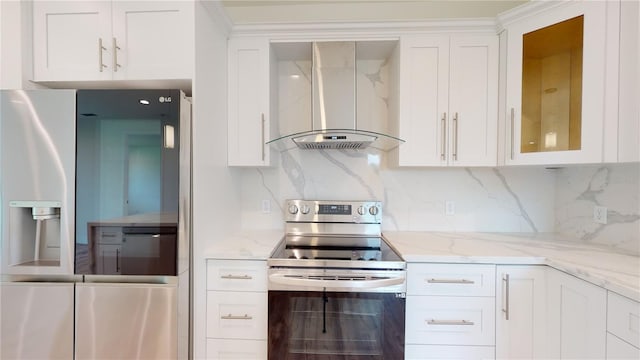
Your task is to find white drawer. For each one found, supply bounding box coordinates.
[607,333,640,360]
[405,344,495,359]
[407,263,496,296]
[406,296,495,346]
[207,260,267,292]
[206,291,267,340]
[607,292,640,348]
[206,338,267,360]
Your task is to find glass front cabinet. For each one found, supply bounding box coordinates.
[502,1,617,165]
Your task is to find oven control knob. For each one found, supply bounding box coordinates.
[357,206,366,215]
[288,204,299,214]
[301,205,311,214]
[369,206,379,216]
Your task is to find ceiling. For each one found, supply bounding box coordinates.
[221,0,529,24]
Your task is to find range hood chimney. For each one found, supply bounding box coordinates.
[267,41,404,151]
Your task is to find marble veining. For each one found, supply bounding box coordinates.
[555,163,640,255]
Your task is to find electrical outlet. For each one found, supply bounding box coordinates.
[261,199,271,214]
[593,206,607,224]
[445,201,455,216]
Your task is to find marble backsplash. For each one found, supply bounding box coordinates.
[237,157,639,255]
[555,163,640,255]
[238,149,556,233]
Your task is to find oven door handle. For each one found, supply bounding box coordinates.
[268,273,405,290]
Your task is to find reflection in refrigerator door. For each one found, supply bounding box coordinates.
[75,282,177,360]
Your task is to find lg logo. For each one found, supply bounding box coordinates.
[158,96,172,103]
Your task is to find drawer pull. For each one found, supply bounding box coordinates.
[427,319,475,326]
[221,314,253,320]
[427,278,475,284]
[220,274,252,280]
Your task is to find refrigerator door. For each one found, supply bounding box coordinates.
[75,282,177,359]
[0,282,74,359]
[1,90,76,276]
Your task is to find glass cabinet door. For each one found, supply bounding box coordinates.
[521,16,583,154]
[505,1,613,165]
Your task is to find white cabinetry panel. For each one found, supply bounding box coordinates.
[407,263,496,297]
[227,37,272,167]
[405,344,495,360]
[546,269,606,359]
[496,265,547,360]
[607,333,640,360]
[395,34,498,167]
[206,338,267,360]
[33,1,193,82]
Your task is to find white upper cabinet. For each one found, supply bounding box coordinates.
[502,1,616,165]
[33,1,193,82]
[394,33,498,167]
[227,37,272,167]
[614,0,640,163]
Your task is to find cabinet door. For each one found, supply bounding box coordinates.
[495,265,547,360]
[546,269,606,359]
[96,243,121,275]
[228,37,271,166]
[397,35,449,166]
[206,339,267,360]
[33,1,112,81]
[505,1,611,165]
[607,333,640,360]
[111,1,193,80]
[449,35,498,167]
[206,291,267,340]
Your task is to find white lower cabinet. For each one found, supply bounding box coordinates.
[606,292,640,359]
[206,339,267,360]
[406,344,495,360]
[205,260,268,360]
[495,265,547,359]
[405,263,496,359]
[546,268,607,359]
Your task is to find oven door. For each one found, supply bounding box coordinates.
[268,290,405,359]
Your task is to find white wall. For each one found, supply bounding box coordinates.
[191,2,236,359]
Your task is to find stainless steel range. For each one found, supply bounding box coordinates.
[268,200,406,359]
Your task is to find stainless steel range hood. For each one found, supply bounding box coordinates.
[267,41,404,151]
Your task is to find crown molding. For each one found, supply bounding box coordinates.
[229,18,500,40]
[200,0,233,37]
[496,0,569,32]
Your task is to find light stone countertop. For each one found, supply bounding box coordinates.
[383,231,640,302]
[205,230,640,302]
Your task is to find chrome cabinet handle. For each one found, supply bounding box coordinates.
[453,112,459,161]
[261,113,266,161]
[220,314,253,320]
[112,38,121,72]
[427,319,475,326]
[116,248,120,272]
[502,273,510,320]
[98,38,107,72]
[220,274,252,280]
[510,108,515,160]
[441,112,447,160]
[427,278,474,284]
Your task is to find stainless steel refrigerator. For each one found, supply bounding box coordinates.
[0,89,191,359]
